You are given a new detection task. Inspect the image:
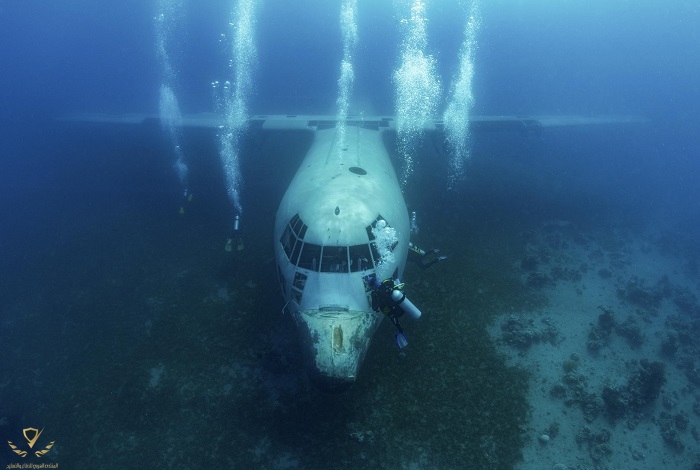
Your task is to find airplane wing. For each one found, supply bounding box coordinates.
[59,112,649,132]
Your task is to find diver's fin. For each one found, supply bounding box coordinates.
[395,332,408,349]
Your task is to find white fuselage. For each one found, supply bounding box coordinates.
[273,122,409,391]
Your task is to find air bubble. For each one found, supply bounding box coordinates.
[156,1,189,187]
[335,0,358,163]
[393,0,441,185]
[215,0,260,216]
[443,1,480,189]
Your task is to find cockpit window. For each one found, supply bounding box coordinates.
[281,214,306,263]
[297,243,322,271]
[321,246,349,273]
[290,214,300,226]
[281,225,294,259]
[288,213,308,239]
[349,244,372,272]
[280,213,397,274]
[366,221,376,241]
[297,222,308,239]
[290,238,303,265]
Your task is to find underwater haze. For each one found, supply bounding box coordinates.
[2,1,700,468]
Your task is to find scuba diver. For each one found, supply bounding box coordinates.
[408,211,447,269]
[368,277,421,349]
[408,241,447,269]
[225,214,244,252]
[179,188,193,215]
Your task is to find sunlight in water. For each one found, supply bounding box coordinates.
[443,0,480,189]
[394,0,441,186]
[156,0,189,186]
[214,0,259,216]
[336,0,358,163]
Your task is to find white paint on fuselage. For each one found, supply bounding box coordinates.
[273,123,409,390]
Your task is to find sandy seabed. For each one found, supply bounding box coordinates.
[488,220,700,470]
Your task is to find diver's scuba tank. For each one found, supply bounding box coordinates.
[390,289,422,320]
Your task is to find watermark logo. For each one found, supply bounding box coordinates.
[7,427,55,458]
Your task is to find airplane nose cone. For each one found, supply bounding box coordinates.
[294,308,382,392]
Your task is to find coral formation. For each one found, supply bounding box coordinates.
[524,271,553,289]
[673,287,700,316]
[659,411,687,451]
[562,353,580,374]
[586,307,616,352]
[615,315,644,349]
[500,315,559,350]
[664,314,700,385]
[660,329,679,357]
[601,359,666,422]
[575,426,613,462]
[586,307,646,352]
[550,265,582,282]
[616,276,671,309]
[549,360,603,424]
[545,421,560,439]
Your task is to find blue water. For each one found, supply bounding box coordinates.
[1,1,699,468]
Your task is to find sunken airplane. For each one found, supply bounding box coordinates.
[61,112,647,391]
[271,117,417,392]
